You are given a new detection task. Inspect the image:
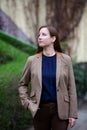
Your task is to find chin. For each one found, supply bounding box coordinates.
[39,44,45,47]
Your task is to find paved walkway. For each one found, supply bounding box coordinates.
[28,101,87,130]
[71,101,87,130]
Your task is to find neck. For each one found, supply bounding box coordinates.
[43,46,55,56]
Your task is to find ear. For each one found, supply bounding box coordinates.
[51,36,56,43]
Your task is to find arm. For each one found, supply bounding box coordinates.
[68,57,78,128]
[18,57,31,109]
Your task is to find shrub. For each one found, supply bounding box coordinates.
[0,30,37,55]
[0,37,35,130]
[73,63,87,99]
[0,75,32,130]
[0,50,13,64]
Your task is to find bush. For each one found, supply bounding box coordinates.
[0,37,35,130]
[0,30,37,55]
[0,75,32,130]
[0,51,13,64]
[73,63,87,99]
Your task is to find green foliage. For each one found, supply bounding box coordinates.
[0,30,37,55]
[0,36,36,129]
[0,75,32,130]
[0,50,13,64]
[0,39,28,64]
[0,74,32,130]
[60,41,68,52]
[73,63,87,99]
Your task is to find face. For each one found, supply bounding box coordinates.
[38,27,55,48]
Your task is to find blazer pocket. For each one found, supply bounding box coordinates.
[29,91,37,103]
[64,95,70,103]
[28,100,38,113]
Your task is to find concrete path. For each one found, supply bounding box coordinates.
[71,101,87,130]
[28,101,87,130]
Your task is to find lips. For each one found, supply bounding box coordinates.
[38,40,43,43]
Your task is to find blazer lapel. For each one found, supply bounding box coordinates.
[56,52,61,88]
[36,53,42,88]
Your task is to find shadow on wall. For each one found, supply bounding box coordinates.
[0,9,33,44]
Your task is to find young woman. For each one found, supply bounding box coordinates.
[19,25,78,130]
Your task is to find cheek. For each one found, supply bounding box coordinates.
[44,38,51,43]
[45,39,52,45]
[38,37,51,46]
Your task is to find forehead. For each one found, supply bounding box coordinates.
[39,27,50,34]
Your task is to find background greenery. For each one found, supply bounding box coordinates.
[0,31,36,130]
[0,31,87,130]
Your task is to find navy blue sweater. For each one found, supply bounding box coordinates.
[40,54,57,103]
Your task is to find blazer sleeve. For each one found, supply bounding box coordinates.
[18,57,31,109]
[68,57,78,119]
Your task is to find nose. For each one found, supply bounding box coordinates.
[38,34,42,40]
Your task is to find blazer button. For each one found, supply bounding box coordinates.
[57,88,59,91]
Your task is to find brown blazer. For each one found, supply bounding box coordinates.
[18,52,78,119]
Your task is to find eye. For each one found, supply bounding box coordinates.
[42,33,47,36]
[38,33,47,37]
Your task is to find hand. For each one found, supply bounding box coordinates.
[68,118,76,128]
[28,100,38,112]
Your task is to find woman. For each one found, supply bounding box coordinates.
[18,25,78,130]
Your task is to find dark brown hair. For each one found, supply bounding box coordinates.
[37,25,62,53]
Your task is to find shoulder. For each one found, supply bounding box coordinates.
[26,54,38,63]
[23,54,38,68]
[60,53,72,64]
[23,54,40,69]
[26,52,42,63]
[27,54,37,60]
[61,53,71,60]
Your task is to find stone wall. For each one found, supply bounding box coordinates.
[67,5,87,62]
[0,0,46,43]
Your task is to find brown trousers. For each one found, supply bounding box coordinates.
[33,103,68,130]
